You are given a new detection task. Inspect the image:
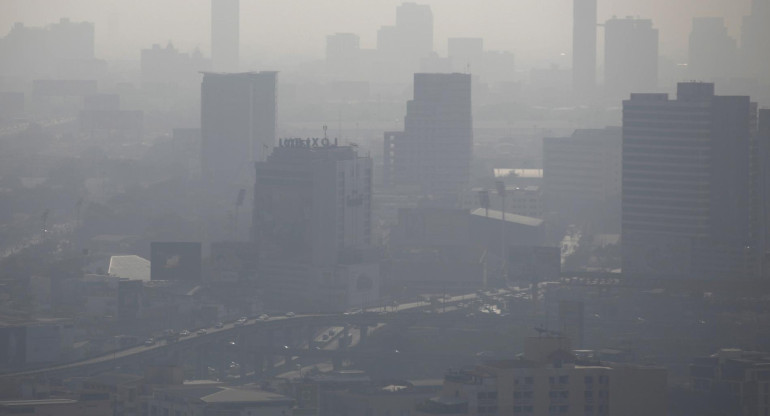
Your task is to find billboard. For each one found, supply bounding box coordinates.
[150,242,202,281]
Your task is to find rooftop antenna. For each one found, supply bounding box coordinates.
[323,124,328,140]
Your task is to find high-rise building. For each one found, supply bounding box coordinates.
[200,72,276,182]
[622,82,760,280]
[383,73,472,207]
[252,143,377,311]
[377,3,433,67]
[211,0,239,72]
[604,17,658,99]
[448,38,483,73]
[543,127,622,229]
[0,18,94,78]
[572,0,597,95]
[741,0,770,83]
[688,17,737,81]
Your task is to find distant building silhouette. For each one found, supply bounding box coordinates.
[383,73,472,207]
[211,0,239,72]
[622,82,760,280]
[604,17,658,99]
[377,2,433,75]
[448,38,483,73]
[0,18,94,79]
[688,17,737,81]
[200,72,276,182]
[252,144,377,311]
[543,127,621,229]
[572,0,597,95]
[741,0,770,84]
[140,43,211,87]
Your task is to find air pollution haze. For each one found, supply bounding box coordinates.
[0,0,768,415]
[0,0,752,65]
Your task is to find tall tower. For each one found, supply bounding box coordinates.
[572,0,597,96]
[200,72,276,182]
[622,82,759,280]
[211,0,239,72]
[604,17,658,99]
[383,73,472,207]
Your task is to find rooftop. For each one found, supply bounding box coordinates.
[108,255,150,281]
[470,208,543,227]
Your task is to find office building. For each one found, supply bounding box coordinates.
[417,336,667,416]
[604,17,658,98]
[690,349,770,416]
[252,144,377,311]
[200,71,276,182]
[448,38,483,73]
[572,0,597,95]
[688,17,737,81]
[383,73,472,207]
[543,127,621,227]
[760,109,770,278]
[741,0,770,83]
[622,82,760,280]
[377,2,433,72]
[0,18,94,78]
[140,43,210,87]
[211,0,239,72]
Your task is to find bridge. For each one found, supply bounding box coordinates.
[0,292,514,380]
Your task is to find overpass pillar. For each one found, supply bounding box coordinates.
[359,325,369,345]
[195,346,207,379]
[332,355,343,371]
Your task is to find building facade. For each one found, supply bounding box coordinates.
[252,144,376,311]
[383,73,473,207]
[622,82,760,280]
[211,0,239,72]
[572,0,597,96]
[604,17,658,99]
[200,71,276,183]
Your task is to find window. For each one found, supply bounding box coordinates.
[559,376,569,384]
[523,391,534,399]
[525,377,534,385]
[585,404,594,413]
[514,392,521,399]
[585,390,593,400]
[488,392,498,400]
[478,392,486,400]
[584,376,594,384]
[549,376,555,385]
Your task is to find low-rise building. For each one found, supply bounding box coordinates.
[689,349,770,416]
[417,336,666,416]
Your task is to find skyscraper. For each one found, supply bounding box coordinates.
[252,144,376,311]
[200,72,276,182]
[377,2,433,68]
[211,0,239,72]
[688,17,737,81]
[604,17,658,99]
[622,82,760,280]
[741,0,770,83]
[383,73,472,207]
[572,0,597,95]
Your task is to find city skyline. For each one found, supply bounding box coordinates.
[0,0,754,67]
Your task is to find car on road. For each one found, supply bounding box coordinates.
[258,314,269,320]
[144,338,155,346]
[179,330,191,336]
[286,312,296,317]
[196,329,207,335]
[215,322,224,328]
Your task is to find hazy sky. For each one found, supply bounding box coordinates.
[0,0,753,67]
